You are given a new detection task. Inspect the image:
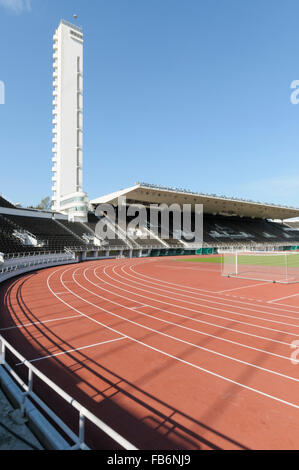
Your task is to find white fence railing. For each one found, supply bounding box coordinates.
[0,253,75,276]
[0,336,137,450]
[4,250,67,260]
[217,243,299,254]
[0,251,138,450]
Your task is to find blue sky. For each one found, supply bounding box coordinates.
[1,0,299,208]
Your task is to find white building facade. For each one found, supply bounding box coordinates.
[51,19,88,222]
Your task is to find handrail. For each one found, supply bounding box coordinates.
[0,252,138,450]
[73,245,192,250]
[0,253,75,275]
[0,335,137,450]
[4,250,65,260]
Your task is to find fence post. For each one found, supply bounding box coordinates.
[79,412,85,449]
[20,368,33,417]
[0,338,4,365]
[28,368,33,394]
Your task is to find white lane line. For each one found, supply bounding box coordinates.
[0,314,82,332]
[118,265,299,329]
[130,262,227,293]
[85,269,294,363]
[217,282,270,293]
[95,266,295,348]
[46,265,299,411]
[103,264,299,339]
[272,302,299,309]
[126,265,299,320]
[130,262,299,314]
[70,265,299,383]
[154,265,221,274]
[47,267,129,339]
[16,337,126,366]
[268,293,299,304]
[131,263,299,314]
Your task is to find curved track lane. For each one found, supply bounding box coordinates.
[1,256,299,449]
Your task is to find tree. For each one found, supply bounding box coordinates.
[28,197,52,211]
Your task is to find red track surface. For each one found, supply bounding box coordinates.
[1,256,299,450]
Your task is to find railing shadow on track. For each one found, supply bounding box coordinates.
[0,272,250,450]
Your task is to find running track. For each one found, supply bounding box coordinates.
[1,256,299,449]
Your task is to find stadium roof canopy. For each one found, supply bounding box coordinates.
[89,182,299,220]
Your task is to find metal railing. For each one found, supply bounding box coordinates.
[0,254,75,276]
[4,250,65,260]
[0,335,137,450]
[0,244,201,449]
[0,245,199,276]
[72,244,193,251]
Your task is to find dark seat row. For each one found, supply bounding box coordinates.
[0,195,15,209]
[1,208,299,255]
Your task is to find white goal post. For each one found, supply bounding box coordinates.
[221,250,299,284]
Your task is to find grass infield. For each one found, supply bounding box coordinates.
[178,253,299,267]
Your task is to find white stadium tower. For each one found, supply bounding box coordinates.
[51,19,88,222]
